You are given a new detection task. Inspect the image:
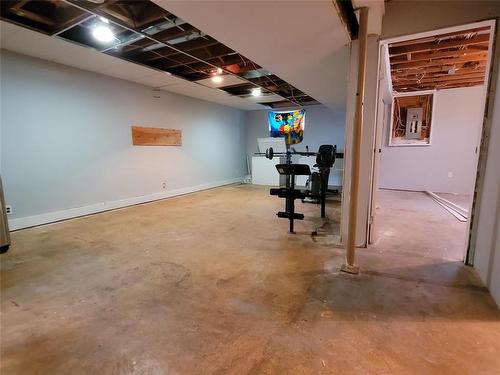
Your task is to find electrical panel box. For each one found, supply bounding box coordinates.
[405,107,423,139]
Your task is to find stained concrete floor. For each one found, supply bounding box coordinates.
[371,189,470,260]
[1,185,499,374]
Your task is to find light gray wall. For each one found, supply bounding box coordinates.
[0,50,246,223]
[377,0,500,306]
[378,86,484,195]
[474,64,500,305]
[244,105,345,185]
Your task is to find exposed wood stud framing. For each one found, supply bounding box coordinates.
[388,26,490,92]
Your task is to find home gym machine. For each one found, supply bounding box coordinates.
[263,144,336,233]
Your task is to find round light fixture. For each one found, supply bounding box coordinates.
[92,25,114,43]
[212,75,223,83]
[216,67,223,74]
[251,87,262,97]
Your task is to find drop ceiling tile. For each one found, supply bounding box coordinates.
[1,21,82,62]
[53,45,124,72]
[162,82,266,110]
[250,93,286,103]
[196,74,247,88]
[0,21,17,44]
[129,71,183,87]
[98,59,162,80]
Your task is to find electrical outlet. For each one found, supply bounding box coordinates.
[162,182,167,189]
[5,205,12,215]
[448,172,453,178]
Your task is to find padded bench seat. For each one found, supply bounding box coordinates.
[269,188,308,200]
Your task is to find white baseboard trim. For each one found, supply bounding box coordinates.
[8,177,243,231]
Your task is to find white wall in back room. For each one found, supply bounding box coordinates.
[378,86,485,195]
[1,50,247,229]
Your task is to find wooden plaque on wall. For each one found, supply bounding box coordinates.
[131,126,182,146]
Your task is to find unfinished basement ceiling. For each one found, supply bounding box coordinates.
[389,26,491,92]
[153,0,353,110]
[0,0,321,109]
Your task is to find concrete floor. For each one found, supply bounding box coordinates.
[1,185,499,374]
[371,190,470,260]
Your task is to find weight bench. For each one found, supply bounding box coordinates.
[270,163,311,233]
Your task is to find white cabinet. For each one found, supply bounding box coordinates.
[251,156,285,186]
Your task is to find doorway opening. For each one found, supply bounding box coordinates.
[368,20,496,262]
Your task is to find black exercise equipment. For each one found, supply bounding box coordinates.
[304,144,336,218]
[268,144,337,233]
[270,164,311,233]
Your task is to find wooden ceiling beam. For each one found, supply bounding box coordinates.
[392,74,486,85]
[393,77,486,87]
[224,63,258,75]
[394,81,485,91]
[393,65,486,78]
[154,24,199,43]
[394,81,484,88]
[97,6,132,26]
[390,47,487,65]
[145,39,220,60]
[396,71,485,81]
[389,26,491,48]
[391,53,487,70]
[395,75,485,85]
[467,44,490,51]
[389,34,489,56]
[206,54,250,67]
[9,1,56,26]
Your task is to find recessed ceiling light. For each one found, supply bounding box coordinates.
[99,16,109,24]
[212,75,223,83]
[216,67,223,74]
[251,87,262,97]
[92,25,114,43]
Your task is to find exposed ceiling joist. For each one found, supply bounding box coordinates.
[389,34,490,56]
[390,48,487,65]
[388,25,491,92]
[389,26,491,48]
[391,53,487,70]
[393,64,486,78]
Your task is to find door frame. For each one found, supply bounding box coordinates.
[367,19,497,260]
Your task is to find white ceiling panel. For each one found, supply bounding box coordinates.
[130,71,181,87]
[0,21,17,44]
[98,59,164,80]
[248,93,286,103]
[162,82,266,110]
[154,0,351,109]
[52,45,129,72]
[0,21,84,62]
[196,74,247,89]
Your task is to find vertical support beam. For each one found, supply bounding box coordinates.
[342,7,369,274]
